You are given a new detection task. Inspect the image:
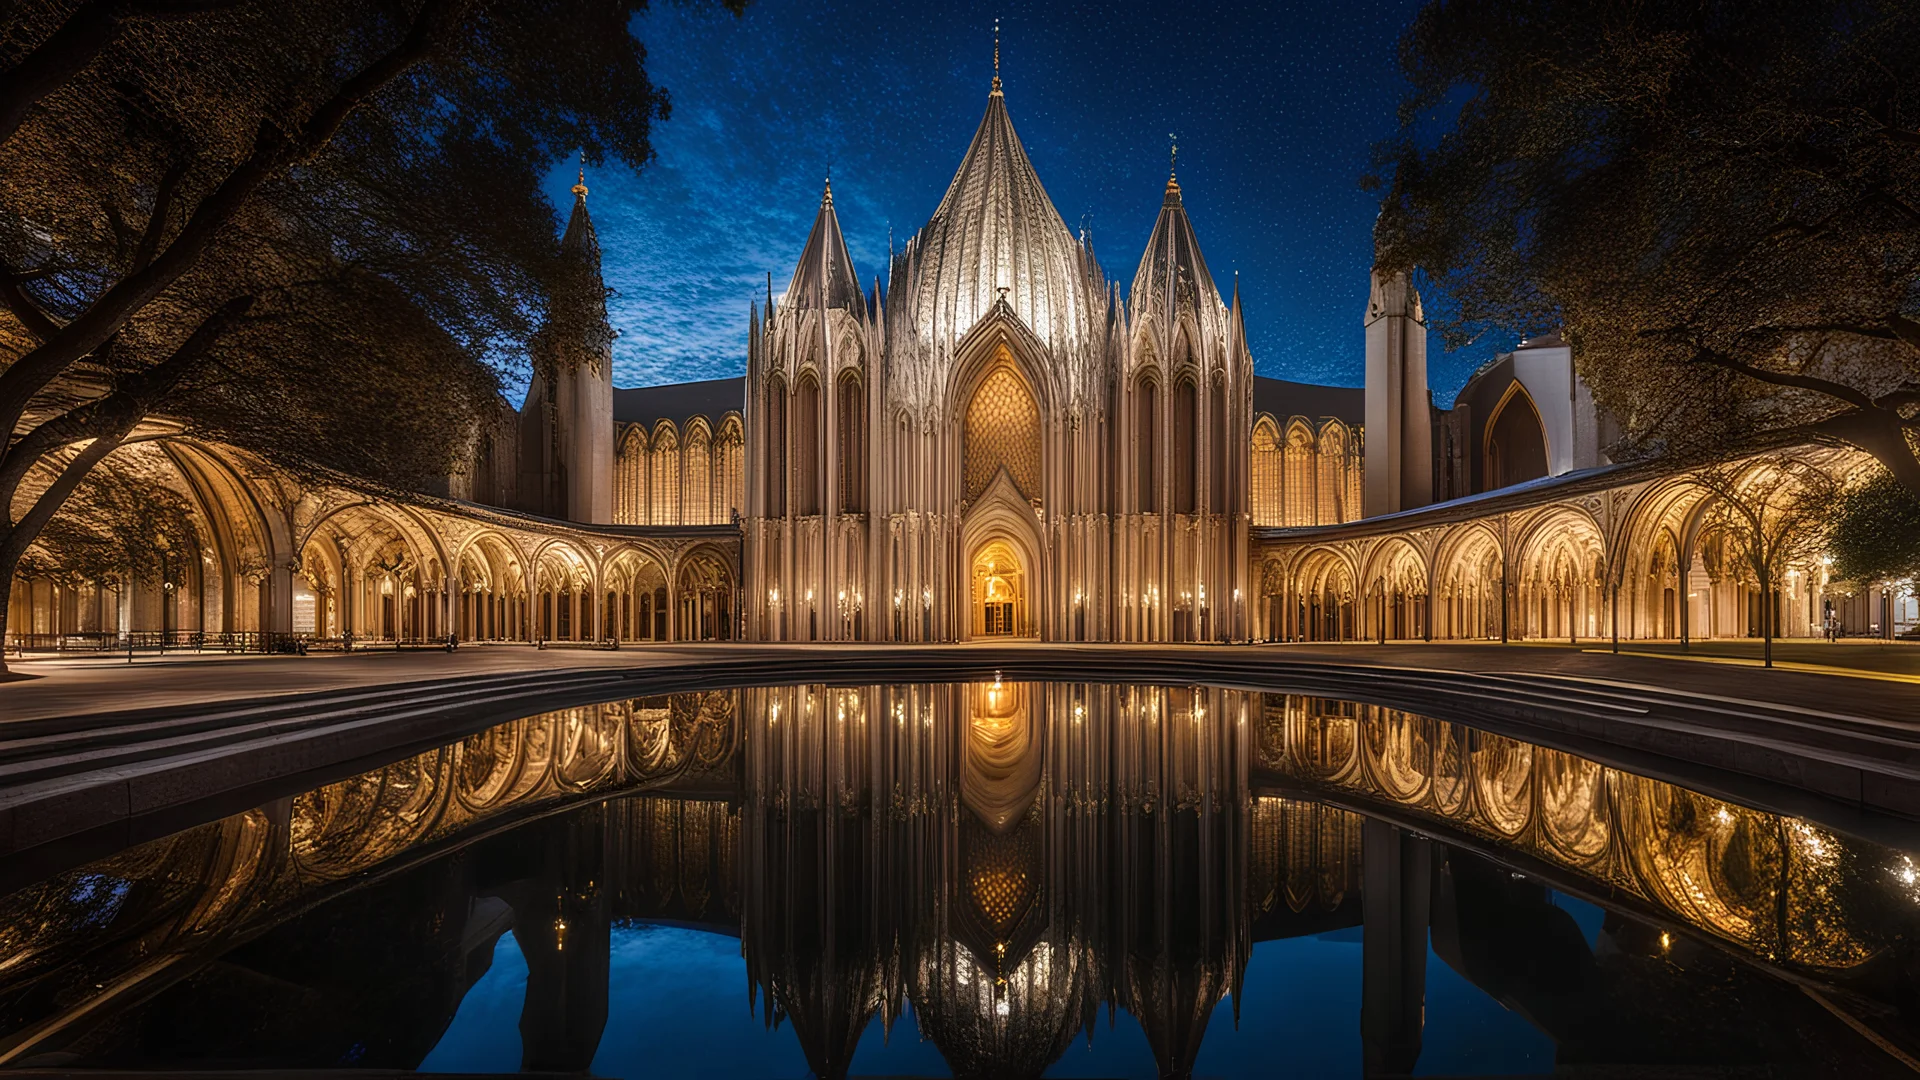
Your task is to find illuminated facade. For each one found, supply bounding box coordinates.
[13,84,1917,649]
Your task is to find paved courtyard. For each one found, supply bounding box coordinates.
[4,638,1915,725]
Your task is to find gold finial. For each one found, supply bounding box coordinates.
[992,17,1001,93]
[1169,133,1178,180]
[823,172,833,207]
[571,148,588,201]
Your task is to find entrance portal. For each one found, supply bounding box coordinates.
[970,540,1026,638]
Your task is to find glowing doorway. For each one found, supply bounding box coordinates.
[970,540,1026,637]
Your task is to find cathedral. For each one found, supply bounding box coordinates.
[454,71,1622,645]
[51,71,1812,652]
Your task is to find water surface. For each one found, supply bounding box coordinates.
[1,682,1915,1077]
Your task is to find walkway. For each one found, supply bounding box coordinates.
[6,640,1920,881]
[4,639,1916,725]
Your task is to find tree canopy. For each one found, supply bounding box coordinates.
[1370,0,1920,494]
[0,0,742,646]
[1826,469,1920,585]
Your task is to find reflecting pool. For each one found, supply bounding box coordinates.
[1,682,1917,1077]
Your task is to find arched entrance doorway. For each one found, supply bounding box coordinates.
[970,540,1027,638]
[1484,382,1549,492]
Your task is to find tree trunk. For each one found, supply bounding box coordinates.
[0,576,12,676]
[1762,578,1773,668]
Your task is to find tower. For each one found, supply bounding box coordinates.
[1124,156,1250,642]
[1363,270,1432,517]
[519,162,615,523]
[744,178,877,641]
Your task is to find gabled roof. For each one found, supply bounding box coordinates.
[1253,377,1364,426]
[612,377,745,430]
[783,181,865,318]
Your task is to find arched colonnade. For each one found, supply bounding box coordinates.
[1255,448,1863,644]
[7,438,741,650]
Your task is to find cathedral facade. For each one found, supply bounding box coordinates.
[37,79,1898,653]
[744,81,1256,644]
[456,77,1630,646]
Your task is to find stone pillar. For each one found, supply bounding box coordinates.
[1364,271,1434,518]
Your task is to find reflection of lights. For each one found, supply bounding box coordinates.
[1659,931,1671,952]
[1715,807,1733,825]
[768,589,779,604]
[555,916,569,950]
[770,701,780,724]
[1895,855,1920,898]
[996,1000,1010,1017]
[1073,703,1084,723]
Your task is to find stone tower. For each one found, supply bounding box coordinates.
[519,164,614,523]
[1363,269,1432,517]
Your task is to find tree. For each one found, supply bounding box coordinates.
[1826,468,1920,585]
[0,0,743,669]
[1691,456,1839,667]
[14,453,198,599]
[1370,0,1920,495]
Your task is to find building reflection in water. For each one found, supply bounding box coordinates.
[0,685,1914,1076]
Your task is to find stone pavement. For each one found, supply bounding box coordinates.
[3,639,1920,882]
[4,638,1916,725]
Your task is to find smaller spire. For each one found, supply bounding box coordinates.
[992,17,1002,95]
[571,148,588,201]
[1165,133,1181,199]
[823,172,833,207]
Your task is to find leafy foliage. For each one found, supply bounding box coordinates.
[1371,0,1920,493]
[1826,469,1920,584]
[15,455,197,589]
[0,0,743,652]
[1690,455,1840,664]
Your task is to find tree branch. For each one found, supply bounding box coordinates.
[130,160,188,272]
[0,295,251,509]
[0,0,127,149]
[0,0,466,449]
[1816,409,1920,498]
[1691,346,1881,412]
[0,271,60,343]
[0,432,128,569]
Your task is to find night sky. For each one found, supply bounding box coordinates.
[539,0,1473,404]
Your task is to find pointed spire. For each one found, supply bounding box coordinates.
[783,179,864,317]
[1131,162,1226,357]
[992,16,1002,95]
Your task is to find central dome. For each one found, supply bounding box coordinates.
[890,86,1105,400]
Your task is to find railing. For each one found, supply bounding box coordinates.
[5,630,319,657]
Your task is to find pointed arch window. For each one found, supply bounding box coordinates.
[1173,378,1197,514]
[765,376,787,516]
[838,373,866,513]
[1251,418,1282,526]
[795,375,821,515]
[649,424,680,525]
[962,357,1041,503]
[1136,377,1160,512]
[683,424,712,524]
[1209,378,1228,512]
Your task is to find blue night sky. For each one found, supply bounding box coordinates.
[538,0,1472,403]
